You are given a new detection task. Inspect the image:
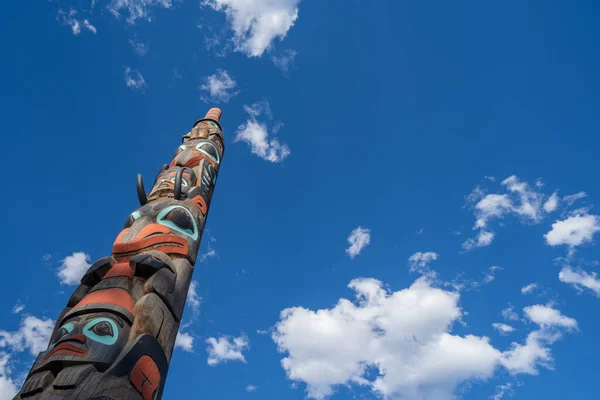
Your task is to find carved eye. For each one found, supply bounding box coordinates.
[124,211,141,228]
[52,323,74,345]
[169,177,188,187]
[195,142,220,164]
[83,318,118,345]
[157,205,198,239]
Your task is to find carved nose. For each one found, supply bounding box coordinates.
[61,333,87,344]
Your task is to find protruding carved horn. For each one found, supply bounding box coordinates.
[204,107,222,122]
[136,174,148,206]
[174,168,185,200]
[193,107,223,131]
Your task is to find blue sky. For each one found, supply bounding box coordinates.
[1,0,600,399]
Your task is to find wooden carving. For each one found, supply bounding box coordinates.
[15,108,225,400]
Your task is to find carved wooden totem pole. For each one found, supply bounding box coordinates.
[15,108,225,399]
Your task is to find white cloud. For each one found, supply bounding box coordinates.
[235,101,290,162]
[57,9,97,35]
[408,251,438,274]
[271,49,297,73]
[0,316,55,356]
[492,323,516,335]
[559,266,600,296]
[523,304,577,329]
[346,227,371,259]
[199,237,218,262]
[203,0,301,57]
[0,353,18,400]
[82,20,97,34]
[521,283,539,295]
[482,266,502,284]
[246,384,258,392]
[500,331,552,375]
[57,252,91,285]
[108,0,173,24]
[491,382,516,400]
[200,70,238,103]
[563,191,587,206]
[124,67,147,91]
[11,303,24,315]
[206,335,249,366]
[272,277,509,399]
[463,176,550,250]
[449,266,502,291]
[543,192,559,213]
[273,279,576,399]
[187,281,202,315]
[501,305,576,375]
[502,176,545,222]
[129,37,149,55]
[175,331,194,352]
[501,306,519,322]
[544,213,600,247]
[462,230,495,251]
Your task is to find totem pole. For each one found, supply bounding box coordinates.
[16,108,225,399]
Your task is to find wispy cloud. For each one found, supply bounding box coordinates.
[0,316,55,356]
[108,0,173,24]
[346,227,371,259]
[501,306,519,322]
[521,283,539,295]
[129,36,149,55]
[235,100,290,163]
[492,323,516,335]
[124,67,147,91]
[186,281,202,316]
[246,384,258,392]
[11,302,24,315]
[408,251,438,274]
[559,266,600,296]
[200,70,238,103]
[463,176,556,251]
[206,335,249,366]
[198,237,218,262]
[271,49,297,74]
[57,9,97,35]
[203,0,301,57]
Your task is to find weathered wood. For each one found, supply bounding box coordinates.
[15,108,225,400]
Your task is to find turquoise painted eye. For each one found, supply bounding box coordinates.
[195,142,220,164]
[83,318,118,345]
[157,205,198,240]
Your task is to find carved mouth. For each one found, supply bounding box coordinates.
[44,343,87,361]
[112,234,188,260]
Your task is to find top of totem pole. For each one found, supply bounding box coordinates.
[194,107,222,131]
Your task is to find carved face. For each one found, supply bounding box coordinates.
[113,199,202,262]
[33,313,130,372]
[170,140,221,169]
[149,167,196,199]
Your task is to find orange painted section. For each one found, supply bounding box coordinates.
[75,288,135,315]
[130,355,161,400]
[112,234,188,256]
[103,262,134,279]
[205,108,222,121]
[191,195,208,215]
